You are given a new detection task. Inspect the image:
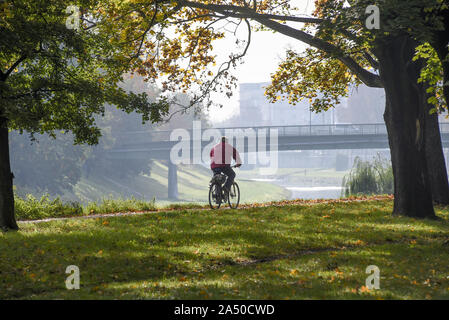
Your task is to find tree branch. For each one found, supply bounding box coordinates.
[176,0,382,88]
[177,0,323,24]
[2,55,27,81]
[253,17,383,88]
[363,51,379,70]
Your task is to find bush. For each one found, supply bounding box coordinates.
[15,194,83,220]
[85,196,157,214]
[342,154,393,197]
[373,155,394,195]
[15,194,157,220]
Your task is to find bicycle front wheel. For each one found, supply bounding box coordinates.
[227,182,240,209]
[209,183,222,209]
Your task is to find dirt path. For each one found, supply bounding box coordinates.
[17,195,394,224]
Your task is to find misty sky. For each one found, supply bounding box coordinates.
[207,0,315,124]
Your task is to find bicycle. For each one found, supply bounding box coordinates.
[208,165,240,210]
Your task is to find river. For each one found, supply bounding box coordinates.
[250,178,344,200]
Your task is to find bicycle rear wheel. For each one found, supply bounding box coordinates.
[209,183,222,209]
[227,182,240,209]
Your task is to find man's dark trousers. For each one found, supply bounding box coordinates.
[212,165,235,191]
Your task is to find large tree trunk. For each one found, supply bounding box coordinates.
[425,97,449,205]
[375,35,435,218]
[0,115,18,230]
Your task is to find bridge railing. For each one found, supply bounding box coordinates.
[118,122,449,143]
[142,123,390,142]
[264,123,389,137]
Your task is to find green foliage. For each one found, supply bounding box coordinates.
[342,154,393,196]
[265,48,361,112]
[3,199,449,299]
[14,193,157,220]
[265,0,448,114]
[414,43,446,112]
[84,196,156,215]
[373,156,394,195]
[15,194,83,220]
[9,72,211,198]
[1,0,169,145]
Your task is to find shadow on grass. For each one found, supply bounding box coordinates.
[2,201,449,299]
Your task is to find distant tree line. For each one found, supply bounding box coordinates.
[10,76,209,199]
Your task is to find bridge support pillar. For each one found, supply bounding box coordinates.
[168,161,178,200]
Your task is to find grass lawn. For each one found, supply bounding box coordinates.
[2,199,449,299]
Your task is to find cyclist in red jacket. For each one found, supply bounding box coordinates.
[210,136,242,194]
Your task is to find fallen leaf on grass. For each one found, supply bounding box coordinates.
[290,269,299,276]
[360,286,370,293]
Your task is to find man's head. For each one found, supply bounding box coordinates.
[221,136,228,143]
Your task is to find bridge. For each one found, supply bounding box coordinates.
[107,123,449,199]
